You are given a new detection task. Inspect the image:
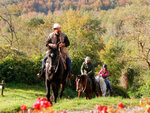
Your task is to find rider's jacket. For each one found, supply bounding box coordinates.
[46,32,70,59]
[97,69,109,78]
[81,62,94,77]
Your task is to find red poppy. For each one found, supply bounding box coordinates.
[97,105,105,111]
[33,101,41,110]
[40,100,51,108]
[59,111,67,113]
[147,107,150,112]
[97,105,108,113]
[37,97,47,102]
[20,105,27,110]
[117,102,124,108]
[101,106,108,113]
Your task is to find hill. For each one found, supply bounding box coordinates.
[2,0,128,14]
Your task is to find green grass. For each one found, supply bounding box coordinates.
[0,83,45,113]
[0,83,140,113]
[53,97,139,111]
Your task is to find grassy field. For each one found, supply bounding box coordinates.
[0,83,45,113]
[0,83,140,113]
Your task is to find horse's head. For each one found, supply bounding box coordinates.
[76,74,87,92]
[46,47,60,78]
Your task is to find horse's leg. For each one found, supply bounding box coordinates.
[85,93,90,100]
[59,82,66,98]
[45,80,51,102]
[78,91,82,98]
[94,90,99,97]
[52,83,59,103]
[96,84,102,97]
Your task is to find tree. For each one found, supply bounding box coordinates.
[123,12,150,70]
[99,40,125,84]
[0,2,20,48]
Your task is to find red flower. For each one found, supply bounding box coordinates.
[101,106,108,113]
[37,97,47,102]
[97,105,108,113]
[59,111,67,113]
[33,101,40,110]
[147,107,150,112]
[97,105,105,111]
[117,102,124,108]
[40,100,51,108]
[21,105,27,110]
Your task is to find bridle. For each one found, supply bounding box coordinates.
[47,49,60,74]
[77,75,88,93]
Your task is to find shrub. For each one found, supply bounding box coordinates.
[0,55,43,84]
[137,71,150,97]
[111,85,130,98]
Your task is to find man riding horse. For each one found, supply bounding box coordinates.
[37,23,71,79]
[80,56,98,95]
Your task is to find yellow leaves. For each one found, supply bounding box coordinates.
[138,98,150,107]
[62,9,90,32]
[107,106,117,113]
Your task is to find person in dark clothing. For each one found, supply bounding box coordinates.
[37,23,71,78]
[80,57,98,95]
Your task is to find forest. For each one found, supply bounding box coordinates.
[0,0,150,98]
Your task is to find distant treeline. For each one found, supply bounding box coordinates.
[3,0,129,14]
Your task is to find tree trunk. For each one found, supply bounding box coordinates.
[120,75,128,90]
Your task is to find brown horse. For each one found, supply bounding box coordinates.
[76,74,101,99]
[45,47,68,104]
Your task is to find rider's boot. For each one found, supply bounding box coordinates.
[37,56,47,78]
[37,66,45,79]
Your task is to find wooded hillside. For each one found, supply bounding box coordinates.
[3,0,128,14]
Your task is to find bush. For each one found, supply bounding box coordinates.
[99,40,125,85]
[0,55,43,84]
[111,85,130,98]
[136,71,150,97]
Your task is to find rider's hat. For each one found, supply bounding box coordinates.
[53,23,61,29]
[85,56,90,62]
[103,64,107,68]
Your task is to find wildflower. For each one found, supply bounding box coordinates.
[40,100,51,108]
[33,101,41,110]
[147,107,150,112]
[20,105,27,110]
[117,102,124,108]
[59,110,67,113]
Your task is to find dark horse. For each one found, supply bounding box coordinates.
[45,47,67,103]
[76,74,102,99]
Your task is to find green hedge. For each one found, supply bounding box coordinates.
[0,55,43,84]
[111,85,130,98]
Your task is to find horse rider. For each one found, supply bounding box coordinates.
[97,64,112,92]
[81,56,98,94]
[37,23,71,78]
